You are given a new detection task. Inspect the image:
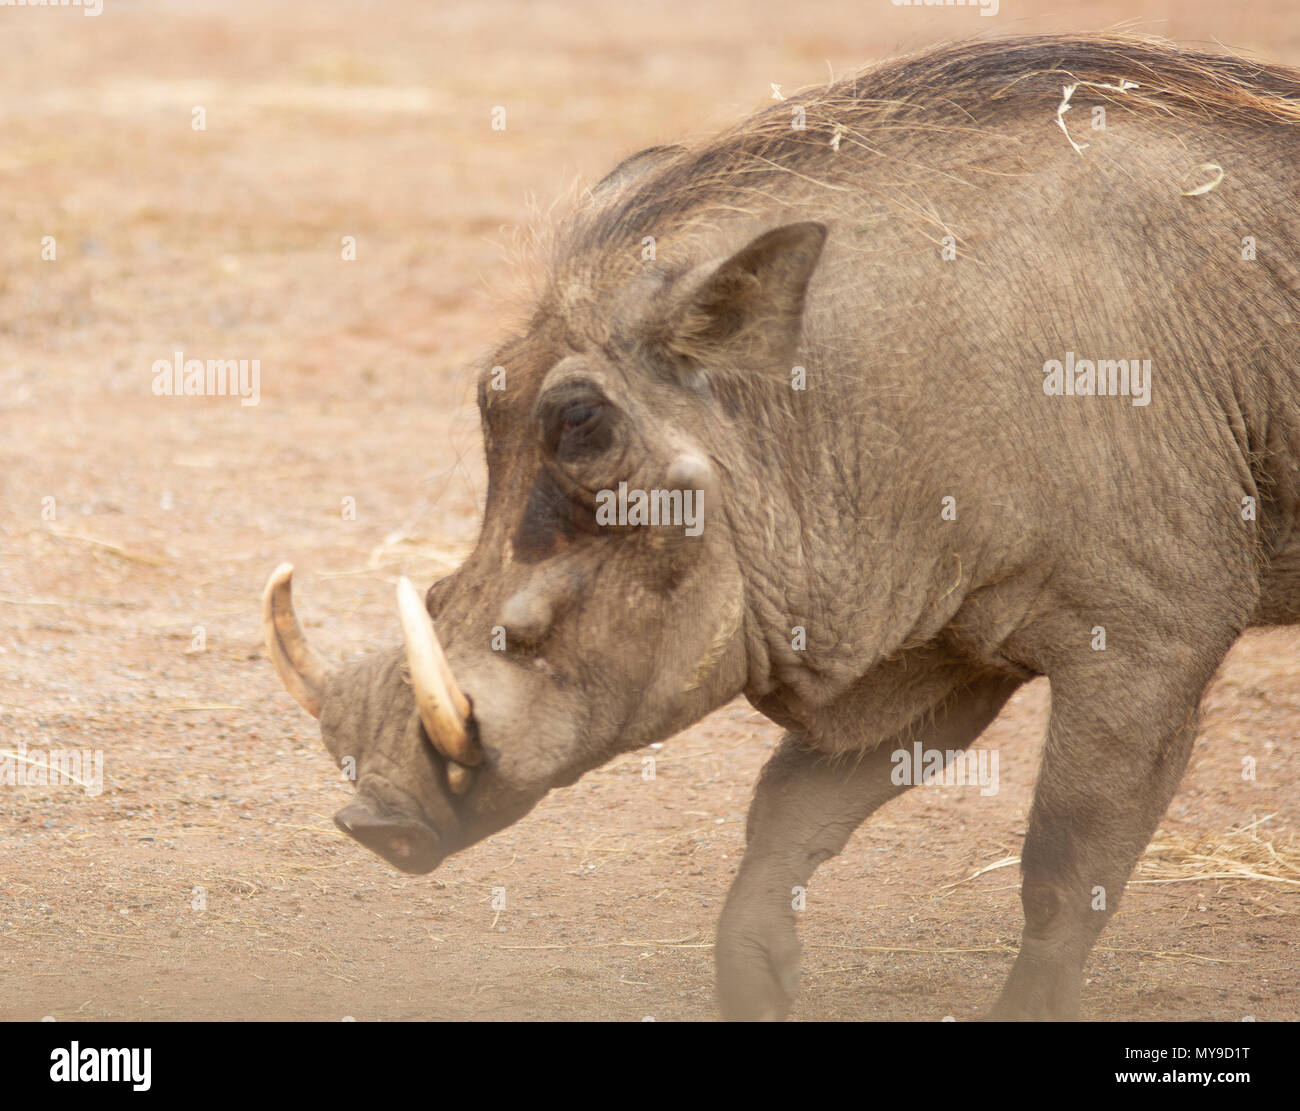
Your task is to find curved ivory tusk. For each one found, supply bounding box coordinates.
[446,762,474,795]
[396,576,480,766]
[262,563,331,719]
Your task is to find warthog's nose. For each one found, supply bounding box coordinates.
[333,798,443,875]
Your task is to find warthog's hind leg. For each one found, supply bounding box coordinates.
[992,637,1241,1020]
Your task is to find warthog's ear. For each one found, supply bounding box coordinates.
[666,221,827,373]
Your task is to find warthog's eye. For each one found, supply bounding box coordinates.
[539,383,616,464]
[562,402,598,433]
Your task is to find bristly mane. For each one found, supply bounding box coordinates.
[553,34,1300,269]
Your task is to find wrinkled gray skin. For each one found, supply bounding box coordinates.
[278,36,1300,1018]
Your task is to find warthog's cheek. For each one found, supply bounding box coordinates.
[454,661,585,791]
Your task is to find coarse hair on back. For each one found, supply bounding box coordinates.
[537,33,1300,282]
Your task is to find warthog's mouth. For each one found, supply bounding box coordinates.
[333,798,444,875]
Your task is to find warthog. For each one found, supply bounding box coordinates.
[263,34,1300,1019]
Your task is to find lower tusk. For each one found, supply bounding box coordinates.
[446,762,474,795]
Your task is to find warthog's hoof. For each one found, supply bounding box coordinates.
[715,918,801,1021]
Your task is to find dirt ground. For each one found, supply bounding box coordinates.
[1,0,1297,1022]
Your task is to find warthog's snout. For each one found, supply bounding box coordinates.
[333,790,444,875]
[263,564,483,797]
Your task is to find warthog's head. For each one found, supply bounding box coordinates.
[263,214,827,873]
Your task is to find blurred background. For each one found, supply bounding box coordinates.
[0,0,1296,1021]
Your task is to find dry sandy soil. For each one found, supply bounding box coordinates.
[1,0,1297,1021]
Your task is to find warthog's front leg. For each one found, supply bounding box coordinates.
[716,675,1020,1020]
